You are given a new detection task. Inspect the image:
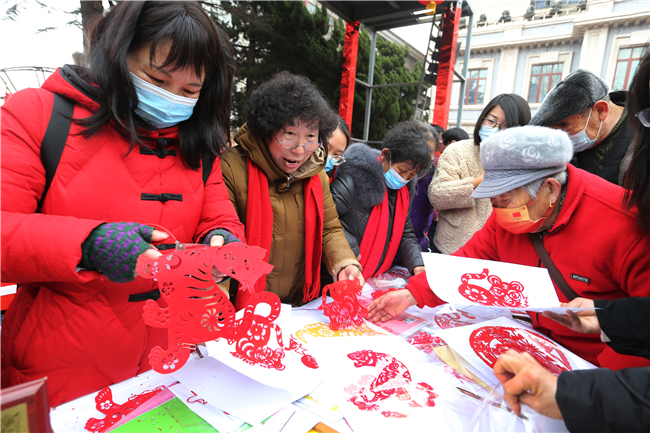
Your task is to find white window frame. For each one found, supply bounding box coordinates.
[605,31,650,92]
[451,57,495,109]
[522,50,573,109]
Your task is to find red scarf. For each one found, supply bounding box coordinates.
[358,185,409,280]
[240,157,323,309]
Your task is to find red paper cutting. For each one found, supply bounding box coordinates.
[458,269,528,308]
[469,326,572,374]
[320,280,366,331]
[370,288,399,300]
[227,291,287,370]
[434,311,479,329]
[287,335,319,369]
[136,241,275,373]
[345,350,438,418]
[407,331,446,347]
[85,386,164,432]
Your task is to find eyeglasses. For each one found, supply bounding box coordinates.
[330,154,346,166]
[482,117,506,130]
[636,108,650,128]
[275,132,322,151]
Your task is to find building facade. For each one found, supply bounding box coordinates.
[448,0,650,134]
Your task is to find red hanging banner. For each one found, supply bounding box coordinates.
[432,3,462,129]
[339,21,360,132]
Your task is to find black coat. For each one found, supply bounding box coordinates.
[330,143,424,275]
[556,297,650,432]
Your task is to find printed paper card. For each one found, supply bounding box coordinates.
[358,295,427,336]
[422,253,576,312]
[435,316,596,387]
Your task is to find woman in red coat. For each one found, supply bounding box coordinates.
[1,1,244,407]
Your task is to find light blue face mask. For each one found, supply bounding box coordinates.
[325,155,336,172]
[384,159,410,190]
[130,72,198,129]
[478,124,500,141]
[568,107,603,153]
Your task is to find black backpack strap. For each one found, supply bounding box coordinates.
[36,93,75,213]
[202,152,214,185]
[529,233,579,301]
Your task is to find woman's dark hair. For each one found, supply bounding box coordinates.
[383,121,434,175]
[81,1,235,169]
[442,127,470,146]
[426,124,441,145]
[624,48,650,236]
[335,116,352,149]
[473,93,531,146]
[246,71,339,145]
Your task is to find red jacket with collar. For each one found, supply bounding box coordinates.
[407,164,650,369]
[1,67,245,406]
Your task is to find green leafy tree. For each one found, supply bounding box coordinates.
[209,1,345,128]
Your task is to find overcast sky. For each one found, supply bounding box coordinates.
[0,0,429,93]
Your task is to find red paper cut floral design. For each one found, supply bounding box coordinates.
[85,386,164,432]
[345,350,438,418]
[287,335,319,369]
[458,269,528,308]
[320,280,367,331]
[136,242,275,373]
[470,326,572,374]
[434,311,479,329]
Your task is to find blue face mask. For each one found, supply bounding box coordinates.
[568,107,603,153]
[384,166,410,190]
[130,72,198,129]
[478,124,500,142]
[325,155,336,172]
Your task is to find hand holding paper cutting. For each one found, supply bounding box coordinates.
[493,349,562,420]
[542,298,600,334]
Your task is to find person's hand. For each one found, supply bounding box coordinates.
[141,229,168,260]
[210,235,225,247]
[542,298,600,334]
[473,170,485,189]
[413,266,425,276]
[338,265,365,286]
[366,289,416,323]
[493,350,563,420]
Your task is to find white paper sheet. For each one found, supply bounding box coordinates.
[422,253,573,312]
[168,381,245,433]
[170,356,323,426]
[435,317,596,387]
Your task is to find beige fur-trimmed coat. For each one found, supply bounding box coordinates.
[428,139,492,254]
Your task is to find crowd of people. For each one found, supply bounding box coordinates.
[1,1,649,431]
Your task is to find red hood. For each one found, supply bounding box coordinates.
[42,66,100,113]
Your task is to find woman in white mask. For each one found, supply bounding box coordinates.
[428,93,531,254]
[1,1,245,407]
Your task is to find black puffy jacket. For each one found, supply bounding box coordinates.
[330,143,424,275]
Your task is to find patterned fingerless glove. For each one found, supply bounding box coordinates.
[81,222,154,283]
[203,228,242,246]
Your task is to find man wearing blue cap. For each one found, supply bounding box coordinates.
[366,125,650,372]
[529,69,630,186]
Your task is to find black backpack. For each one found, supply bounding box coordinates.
[37,93,213,212]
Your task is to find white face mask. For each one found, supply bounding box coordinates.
[568,107,603,153]
[478,124,500,141]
